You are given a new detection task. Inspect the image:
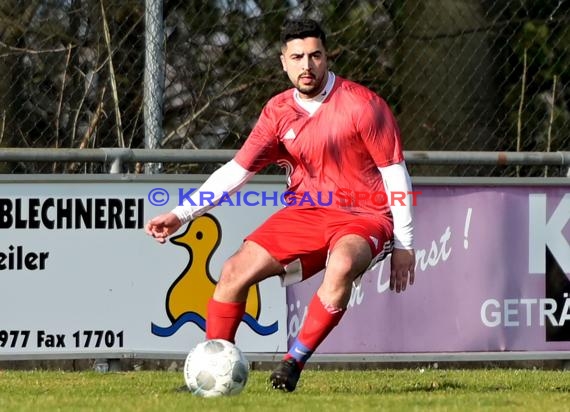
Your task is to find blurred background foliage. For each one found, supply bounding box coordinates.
[0,0,567,176]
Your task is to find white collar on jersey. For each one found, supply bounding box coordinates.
[293,71,336,116]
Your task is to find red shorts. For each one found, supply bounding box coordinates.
[245,206,393,286]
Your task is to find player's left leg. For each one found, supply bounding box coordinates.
[271,213,392,392]
[271,235,371,391]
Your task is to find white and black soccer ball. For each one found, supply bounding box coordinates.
[183,339,250,398]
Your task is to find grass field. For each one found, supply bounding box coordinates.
[1,368,570,411]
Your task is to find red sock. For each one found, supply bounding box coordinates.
[205,298,245,343]
[285,294,345,368]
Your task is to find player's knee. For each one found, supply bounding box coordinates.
[219,255,255,290]
[219,258,241,286]
[328,253,368,281]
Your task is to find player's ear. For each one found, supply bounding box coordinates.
[280,54,287,72]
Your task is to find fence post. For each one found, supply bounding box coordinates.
[109,156,122,174]
[144,0,165,174]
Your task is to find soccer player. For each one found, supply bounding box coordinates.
[146,18,416,392]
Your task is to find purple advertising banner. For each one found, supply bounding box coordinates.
[286,184,570,354]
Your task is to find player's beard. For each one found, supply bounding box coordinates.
[295,72,326,97]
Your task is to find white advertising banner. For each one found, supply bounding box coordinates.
[0,176,288,359]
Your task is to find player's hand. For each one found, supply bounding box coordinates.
[390,248,415,293]
[145,212,183,244]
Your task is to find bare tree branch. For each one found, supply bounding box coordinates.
[0,110,5,147]
[54,44,72,147]
[71,68,95,147]
[0,40,75,58]
[162,72,256,147]
[100,0,125,148]
[67,85,107,173]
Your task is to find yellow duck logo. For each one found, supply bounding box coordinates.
[151,214,278,337]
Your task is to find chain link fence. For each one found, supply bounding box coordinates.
[0,0,568,176]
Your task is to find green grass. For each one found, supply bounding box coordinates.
[1,369,570,411]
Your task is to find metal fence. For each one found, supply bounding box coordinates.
[0,0,568,176]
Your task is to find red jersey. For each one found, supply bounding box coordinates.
[235,75,404,217]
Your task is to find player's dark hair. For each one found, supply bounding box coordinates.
[280,19,327,48]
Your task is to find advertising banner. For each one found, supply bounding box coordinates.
[0,177,288,359]
[287,184,570,354]
[0,176,568,359]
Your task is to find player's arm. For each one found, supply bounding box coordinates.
[357,96,416,292]
[378,161,416,293]
[356,96,414,248]
[172,99,281,224]
[171,107,279,223]
[377,161,414,251]
[146,102,279,244]
[144,160,254,243]
[171,160,254,224]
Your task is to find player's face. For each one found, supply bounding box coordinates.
[280,37,328,99]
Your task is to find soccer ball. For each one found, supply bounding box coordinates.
[183,339,249,397]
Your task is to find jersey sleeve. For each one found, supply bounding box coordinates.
[171,160,254,224]
[378,161,414,249]
[234,102,280,172]
[357,96,404,167]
